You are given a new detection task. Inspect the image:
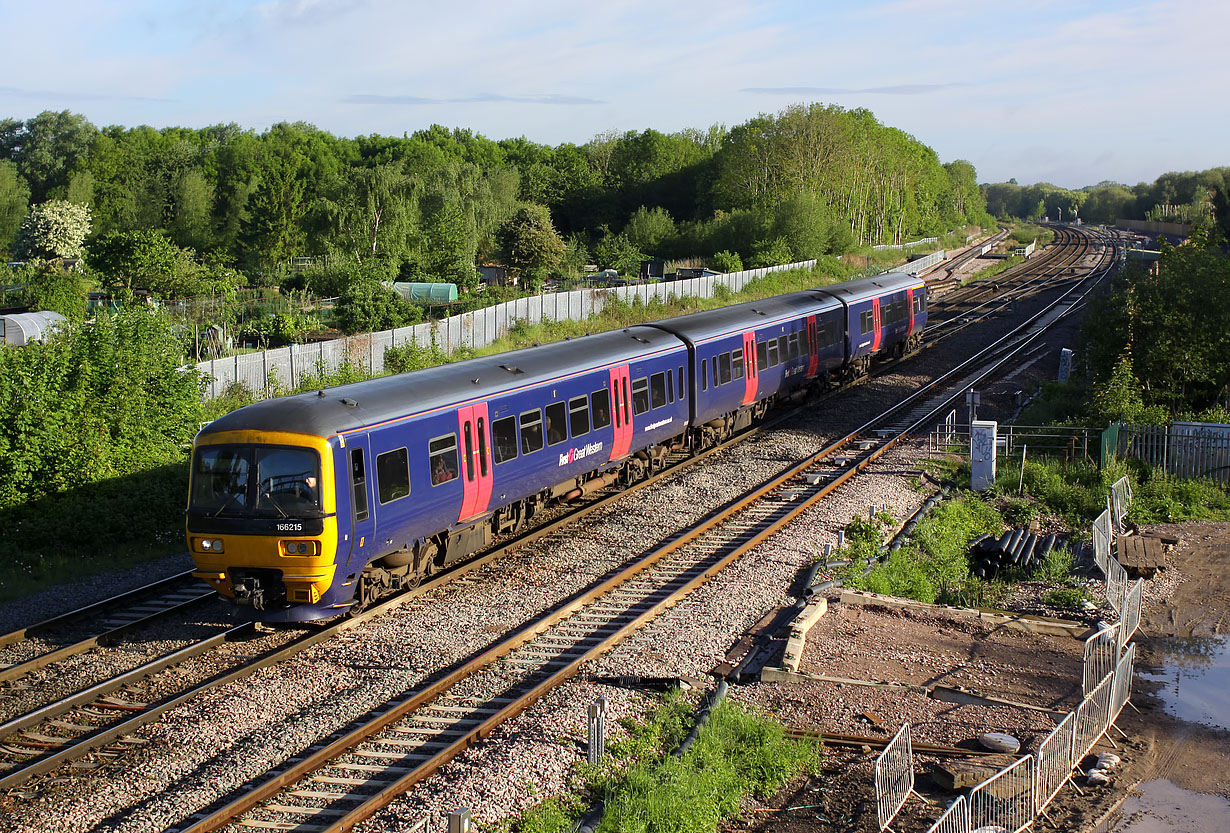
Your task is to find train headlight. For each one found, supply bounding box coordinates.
[297,542,309,554]
[211,539,224,552]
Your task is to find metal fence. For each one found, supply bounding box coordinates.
[875,723,916,831]
[194,260,816,399]
[969,755,1034,833]
[1083,624,1120,697]
[1034,711,1076,811]
[928,796,970,833]
[1106,421,1230,486]
[927,424,1099,462]
[1091,509,1113,575]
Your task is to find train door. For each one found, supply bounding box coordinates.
[805,315,819,378]
[344,434,376,564]
[608,365,633,461]
[741,330,758,404]
[457,404,494,522]
[871,297,883,352]
[905,288,916,337]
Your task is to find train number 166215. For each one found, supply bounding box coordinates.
[276,522,304,532]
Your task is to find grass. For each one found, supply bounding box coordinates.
[964,255,1022,284]
[514,690,820,833]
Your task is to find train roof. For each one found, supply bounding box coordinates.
[643,290,840,345]
[815,272,923,304]
[198,324,683,441]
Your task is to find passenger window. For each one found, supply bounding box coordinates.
[861,310,873,334]
[492,416,518,464]
[677,365,685,399]
[521,409,544,454]
[427,436,458,487]
[712,356,719,388]
[650,372,667,408]
[632,377,650,415]
[701,358,708,391]
[720,352,733,385]
[569,395,590,437]
[768,338,780,367]
[666,369,674,403]
[377,446,412,502]
[592,389,611,430]
[777,335,788,362]
[351,448,368,522]
[757,341,768,371]
[732,349,744,380]
[477,417,488,477]
[545,401,567,445]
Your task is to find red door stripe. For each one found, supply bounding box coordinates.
[906,289,915,337]
[871,298,882,352]
[742,330,757,404]
[806,315,819,378]
[608,365,633,461]
[457,403,494,523]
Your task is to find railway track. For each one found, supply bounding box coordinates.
[0,225,1118,816]
[171,230,1119,833]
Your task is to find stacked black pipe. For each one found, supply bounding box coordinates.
[969,530,1059,578]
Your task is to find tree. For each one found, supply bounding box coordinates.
[0,110,99,202]
[496,203,566,287]
[711,250,743,272]
[592,232,644,278]
[0,160,29,256]
[11,200,91,260]
[11,262,89,321]
[89,229,216,297]
[335,277,422,334]
[622,206,676,254]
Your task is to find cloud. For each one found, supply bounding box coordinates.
[0,86,173,104]
[343,93,603,106]
[742,83,969,96]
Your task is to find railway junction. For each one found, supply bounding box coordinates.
[1,226,1215,833]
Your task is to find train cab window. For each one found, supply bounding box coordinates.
[377,446,412,502]
[591,389,611,430]
[701,359,708,391]
[650,372,667,408]
[632,377,650,415]
[492,416,518,464]
[351,448,368,522]
[545,401,567,445]
[569,395,590,437]
[677,365,685,399]
[914,293,925,314]
[756,341,768,372]
[767,338,780,367]
[520,409,544,454]
[732,349,744,380]
[719,352,732,385]
[426,437,458,487]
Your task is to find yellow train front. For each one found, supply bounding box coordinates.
[186,426,347,621]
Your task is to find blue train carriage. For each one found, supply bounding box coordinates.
[817,273,926,379]
[187,325,690,621]
[646,290,845,449]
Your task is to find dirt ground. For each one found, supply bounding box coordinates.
[724,521,1230,833]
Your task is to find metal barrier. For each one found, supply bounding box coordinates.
[1119,580,1143,650]
[969,755,1034,833]
[926,795,970,833]
[1091,509,1113,575]
[1083,624,1120,697]
[875,723,916,831]
[1111,643,1136,723]
[1074,673,1114,762]
[1110,476,1132,532]
[1035,712,1076,813]
[1105,555,1130,614]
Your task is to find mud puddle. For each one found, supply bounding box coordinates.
[1109,778,1230,832]
[1138,634,1230,730]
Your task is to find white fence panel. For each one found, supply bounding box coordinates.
[1111,642,1136,723]
[1119,580,1143,651]
[1075,674,1114,761]
[969,755,1034,833]
[875,724,915,831]
[1105,555,1130,614]
[925,795,970,833]
[1035,712,1076,812]
[1083,624,1120,697]
[1091,509,1113,575]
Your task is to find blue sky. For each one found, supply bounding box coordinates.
[2,0,1226,189]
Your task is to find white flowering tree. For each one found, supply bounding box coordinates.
[12,199,92,261]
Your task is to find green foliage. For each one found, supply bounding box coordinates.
[11,199,91,260]
[89,229,216,298]
[748,236,794,268]
[335,277,423,334]
[710,250,742,273]
[0,159,30,256]
[1034,545,1074,584]
[11,261,89,321]
[1129,473,1230,523]
[497,203,567,287]
[622,205,676,254]
[1043,587,1089,610]
[384,338,452,374]
[593,232,645,277]
[0,110,99,202]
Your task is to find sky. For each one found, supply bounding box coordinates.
[1,0,1226,189]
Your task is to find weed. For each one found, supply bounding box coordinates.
[1043,587,1090,610]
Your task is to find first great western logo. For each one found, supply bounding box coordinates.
[558,441,604,467]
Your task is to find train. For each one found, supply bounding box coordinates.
[187,272,926,622]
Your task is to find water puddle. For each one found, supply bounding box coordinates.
[1138,634,1230,729]
[1111,779,1230,832]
